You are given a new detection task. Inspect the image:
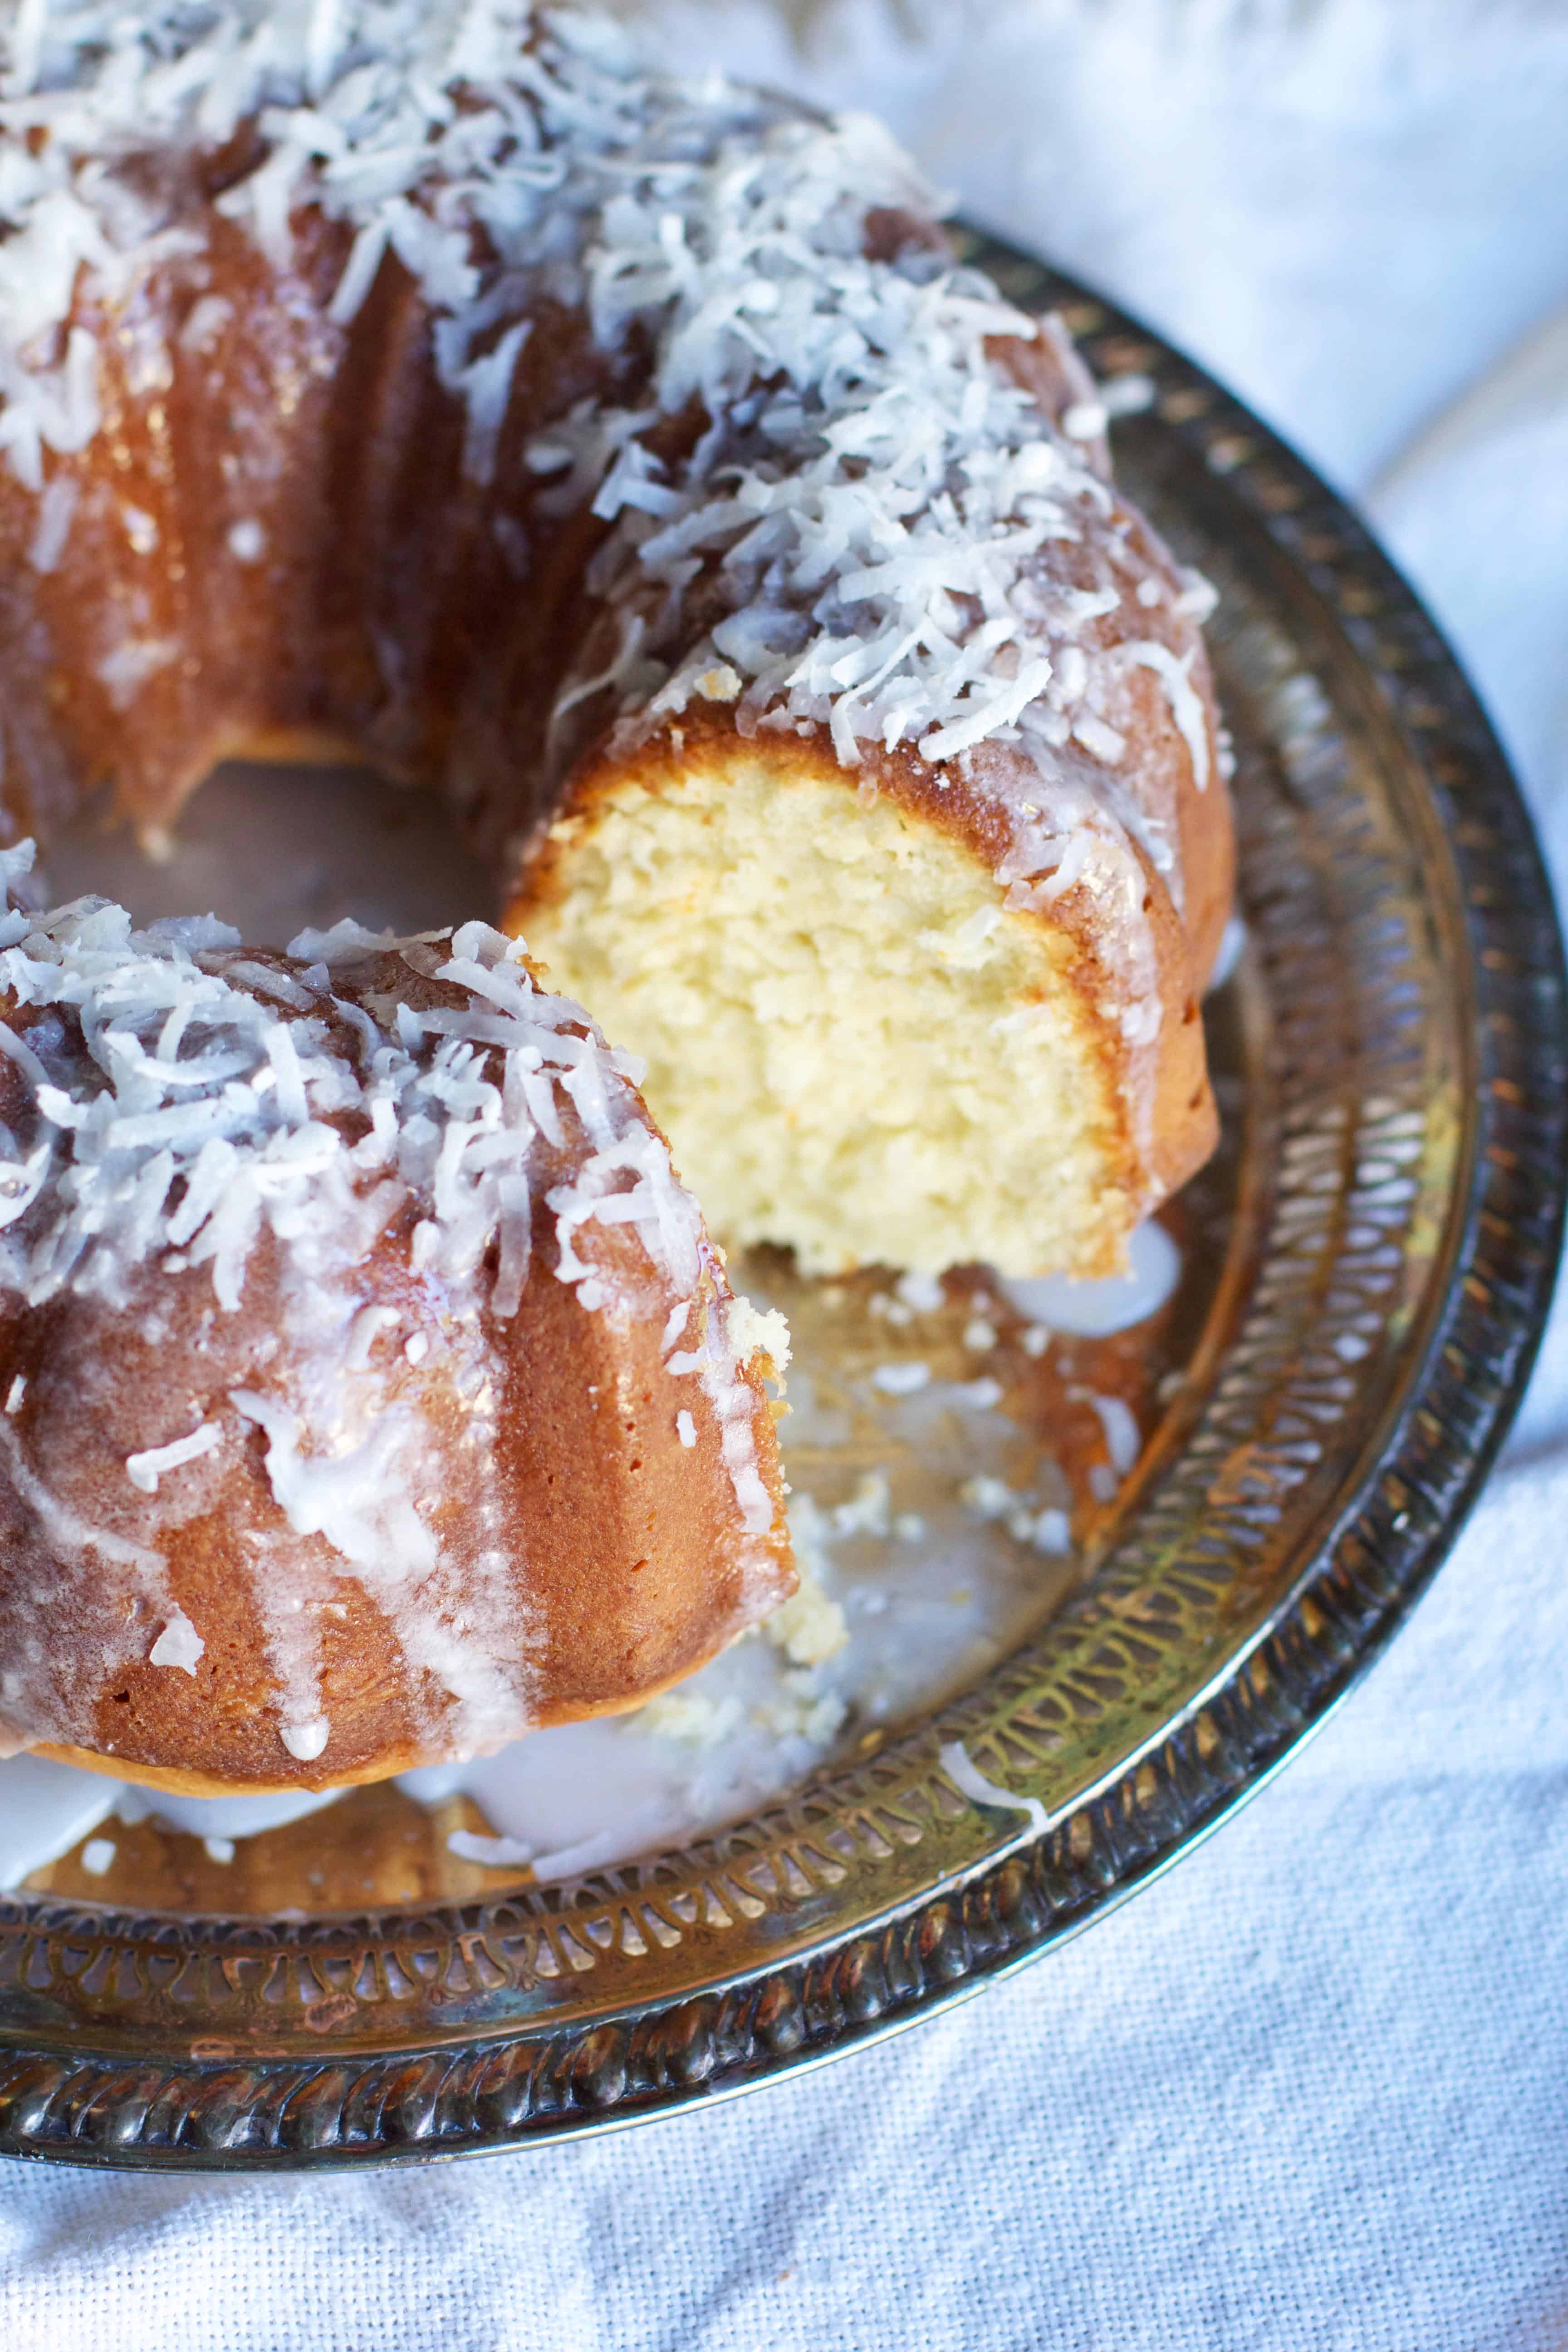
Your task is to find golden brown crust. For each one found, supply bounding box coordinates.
[33,1635,757,1797]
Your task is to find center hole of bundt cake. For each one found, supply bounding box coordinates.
[45,761,492,946]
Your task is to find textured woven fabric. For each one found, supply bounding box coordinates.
[3,6,1568,2344]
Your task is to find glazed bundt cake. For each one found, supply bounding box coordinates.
[0,0,1231,1794]
[0,847,790,1792]
[0,0,1230,1287]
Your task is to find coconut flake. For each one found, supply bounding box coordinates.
[939,1739,1049,1835]
[1116,640,1211,791]
[125,1419,221,1493]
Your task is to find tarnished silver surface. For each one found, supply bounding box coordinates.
[0,231,1561,2169]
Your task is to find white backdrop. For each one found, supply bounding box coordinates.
[5,6,1568,2344]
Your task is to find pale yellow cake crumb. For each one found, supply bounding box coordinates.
[524,750,1131,1279]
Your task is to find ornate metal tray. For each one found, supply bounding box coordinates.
[0,231,1561,2171]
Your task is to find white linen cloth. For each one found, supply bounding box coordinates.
[4,6,1568,2343]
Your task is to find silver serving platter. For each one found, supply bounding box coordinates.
[0,229,1561,2170]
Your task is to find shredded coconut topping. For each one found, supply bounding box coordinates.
[0,2,1211,886]
[0,841,719,1328]
[580,150,1105,776]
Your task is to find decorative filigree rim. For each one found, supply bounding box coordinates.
[0,237,1561,2169]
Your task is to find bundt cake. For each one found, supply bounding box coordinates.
[0,846,790,1792]
[0,0,1231,1796]
[0,0,1230,1288]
